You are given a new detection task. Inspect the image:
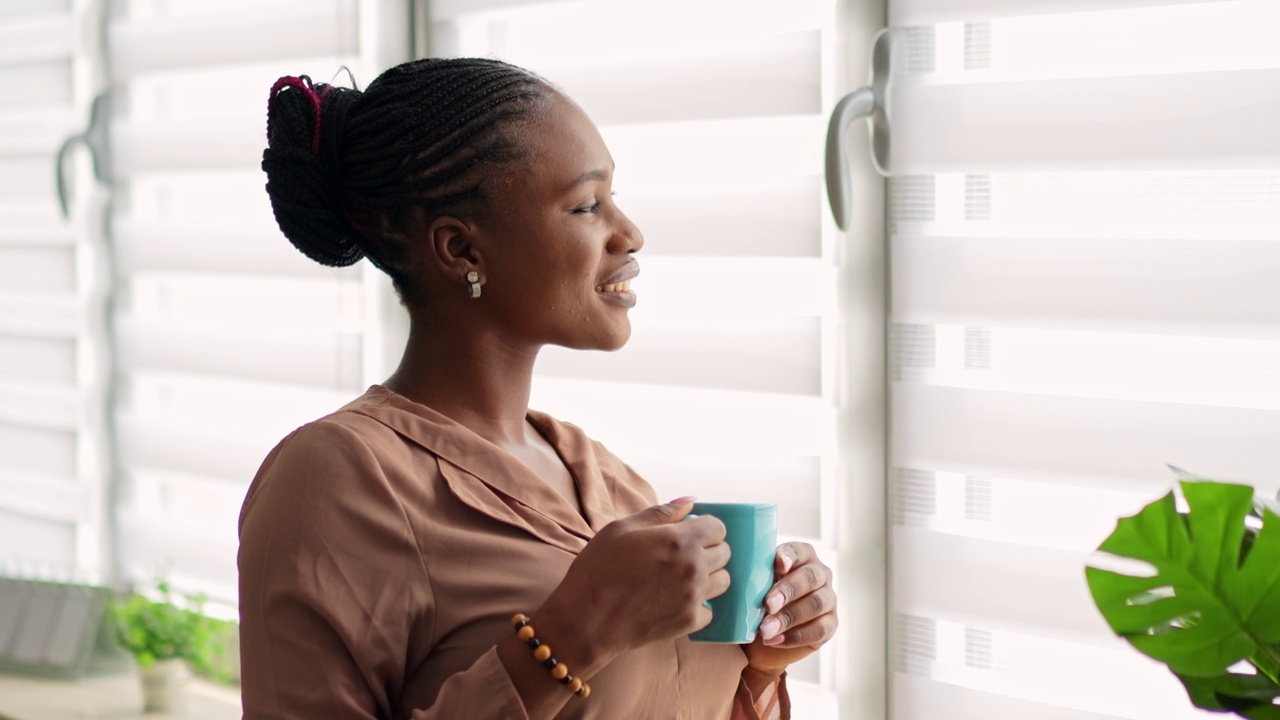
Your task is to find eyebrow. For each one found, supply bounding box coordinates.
[568,165,613,189]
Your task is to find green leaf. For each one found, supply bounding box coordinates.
[1176,672,1280,719]
[107,576,220,670]
[1087,481,1280,693]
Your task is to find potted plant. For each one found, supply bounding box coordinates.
[1086,474,1280,719]
[109,579,215,713]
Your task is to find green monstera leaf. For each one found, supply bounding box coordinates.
[1177,672,1280,719]
[1086,481,1280,717]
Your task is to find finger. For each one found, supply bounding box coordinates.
[629,497,697,527]
[692,600,714,632]
[759,586,835,642]
[773,541,818,576]
[705,567,732,600]
[704,541,731,572]
[761,611,839,649]
[764,556,832,615]
[684,515,728,546]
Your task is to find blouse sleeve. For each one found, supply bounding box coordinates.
[731,673,790,720]
[238,419,529,720]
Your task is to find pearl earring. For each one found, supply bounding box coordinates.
[466,271,481,299]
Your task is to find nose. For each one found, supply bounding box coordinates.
[607,206,644,254]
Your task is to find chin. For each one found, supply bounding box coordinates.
[561,324,632,352]
[600,321,633,351]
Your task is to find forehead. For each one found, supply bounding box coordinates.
[521,93,613,187]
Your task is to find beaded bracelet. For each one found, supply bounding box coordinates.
[511,613,591,699]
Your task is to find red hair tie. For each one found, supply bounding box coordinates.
[269,76,323,157]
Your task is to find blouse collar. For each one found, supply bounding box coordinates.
[345,385,618,551]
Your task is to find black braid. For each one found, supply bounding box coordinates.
[262,58,553,304]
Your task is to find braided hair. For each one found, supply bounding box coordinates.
[262,58,553,304]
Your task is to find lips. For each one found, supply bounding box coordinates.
[597,260,639,307]
[596,260,639,293]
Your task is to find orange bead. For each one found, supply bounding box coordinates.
[578,683,591,699]
[517,625,535,642]
[533,645,552,662]
[551,662,568,680]
[568,677,583,693]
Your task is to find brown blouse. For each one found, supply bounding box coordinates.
[238,385,788,719]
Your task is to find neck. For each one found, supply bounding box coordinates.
[383,313,539,446]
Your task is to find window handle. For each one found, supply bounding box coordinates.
[56,94,111,219]
[825,29,894,231]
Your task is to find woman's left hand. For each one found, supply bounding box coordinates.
[742,542,839,675]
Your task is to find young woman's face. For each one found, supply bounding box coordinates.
[474,93,644,352]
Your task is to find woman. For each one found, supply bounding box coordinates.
[240,57,838,720]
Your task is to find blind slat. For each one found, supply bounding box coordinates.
[889,68,1280,173]
[0,12,73,65]
[894,384,1280,487]
[117,510,238,603]
[108,0,358,81]
[0,202,64,233]
[892,674,1207,720]
[890,0,1232,26]
[537,317,823,396]
[893,527,1104,638]
[0,468,85,523]
[118,320,362,389]
[118,414,299,483]
[893,236,1280,333]
[550,30,821,125]
[632,257,830,320]
[620,178,822,258]
[0,108,78,155]
[602,117,823,190]
[111,116,263,175]
[114,219,351,277]
[0,382,82,431]
[0,294,79,337]
[530,378,834,460]
[0,1,69,20]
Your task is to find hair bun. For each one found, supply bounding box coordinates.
[262,76,364,268]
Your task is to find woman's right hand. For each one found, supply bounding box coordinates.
[535,498,731,669]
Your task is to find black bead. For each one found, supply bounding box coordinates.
[544,657,558,669]
[561,673,574,685]
[527,637,541,649]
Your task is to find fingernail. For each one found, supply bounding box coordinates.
[766,593,783,615]
[760,617,781,639]
[781,553,795,573]
[667,496,697,505]
[762,633,784,646]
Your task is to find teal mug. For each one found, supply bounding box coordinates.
[687,503,778,643]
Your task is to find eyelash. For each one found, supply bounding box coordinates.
[573,192,618,215]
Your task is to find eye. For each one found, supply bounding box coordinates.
[571,192,617,215]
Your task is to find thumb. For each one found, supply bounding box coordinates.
[631,496,697,526]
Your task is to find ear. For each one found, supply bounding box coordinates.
[427,215,484,283]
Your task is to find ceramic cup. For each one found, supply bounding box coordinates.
[687,502,778,643]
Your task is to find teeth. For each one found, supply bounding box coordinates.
[600,280,631,293]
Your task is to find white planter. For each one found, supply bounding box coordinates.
[139,658,189,713]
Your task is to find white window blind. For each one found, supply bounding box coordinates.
[0,0,111,581]
[430,1,850,716]
[886,1,1279,718]
[108,0,409,603]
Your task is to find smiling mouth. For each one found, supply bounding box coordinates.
[597,280,632,294]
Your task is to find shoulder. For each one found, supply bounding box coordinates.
[258,411,394,480]
[240,405,426,531]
